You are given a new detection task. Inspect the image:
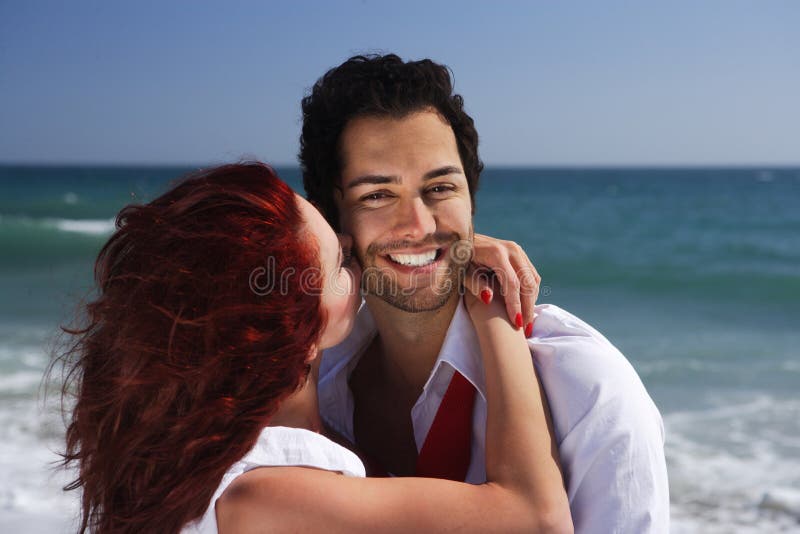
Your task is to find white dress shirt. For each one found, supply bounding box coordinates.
[319,299,669,533]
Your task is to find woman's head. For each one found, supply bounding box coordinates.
[296,194,361,349]
[59,162,359,533]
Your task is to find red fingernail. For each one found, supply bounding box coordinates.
[515,312,523,328]
[525,322,533,337]
[480,289,492,305]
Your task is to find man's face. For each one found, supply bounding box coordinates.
[335,109,473,312]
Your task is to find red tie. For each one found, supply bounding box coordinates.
[415,370,477,481]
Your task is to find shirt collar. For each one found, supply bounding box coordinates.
[423,298,486,402]
[322,297,487,398]
[318,296,488,441]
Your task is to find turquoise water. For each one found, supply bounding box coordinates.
[1,165,799,532]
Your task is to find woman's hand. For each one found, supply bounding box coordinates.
[463,281,507,327]
[463,234,541,336]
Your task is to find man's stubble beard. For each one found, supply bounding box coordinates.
[358,229,473,313]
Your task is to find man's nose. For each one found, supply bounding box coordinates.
[393,196,436,241]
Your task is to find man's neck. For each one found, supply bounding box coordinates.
[363,292,460,394]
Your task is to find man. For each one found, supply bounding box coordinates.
[301,54,669,532]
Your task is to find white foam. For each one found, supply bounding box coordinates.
[757,170,775,183]
[0,337,54,393]
[0,511,76,534]
[0,335,79,527]
[0,370,45,394]
[665,394,800,531]
[0,395,79,528]
[0,345,46,365]
[0,215,115,236]
[760,487,800,519]
[782,360,800,373]
[50,218,115,235]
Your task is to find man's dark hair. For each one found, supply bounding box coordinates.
[299,54,483,230]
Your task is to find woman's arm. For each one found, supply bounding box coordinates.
[216,293,572,534]
[466,286,571,531]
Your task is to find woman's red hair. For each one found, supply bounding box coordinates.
[56,162,325,533]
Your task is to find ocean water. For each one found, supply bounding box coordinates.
[1,165,799,532]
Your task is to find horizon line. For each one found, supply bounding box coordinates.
[2,161,799,170]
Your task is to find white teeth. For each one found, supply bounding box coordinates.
[387,250,437,267]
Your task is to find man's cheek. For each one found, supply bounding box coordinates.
[352,241,372,267]
[338,207,367,237]
[335,198,354,233]
[438,206,472,236]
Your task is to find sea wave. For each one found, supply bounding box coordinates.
[0,370,46,395]
[50,217,115,235]
[0,395,78,531]
[665,394,800,532]
[0,215,115,236]
[0,215,115,268]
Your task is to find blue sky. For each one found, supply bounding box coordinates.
[1,1,798,166]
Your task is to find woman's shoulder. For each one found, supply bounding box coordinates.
[242,426,366,478]
[183,426,365,533]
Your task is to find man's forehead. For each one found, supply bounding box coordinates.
[341,110,454,144]
[338,112,462,186]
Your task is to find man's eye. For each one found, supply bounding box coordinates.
[427,185,455,195]
[359,191,392,202]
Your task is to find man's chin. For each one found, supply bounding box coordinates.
[359,249,466,313]
[367,283,458,313]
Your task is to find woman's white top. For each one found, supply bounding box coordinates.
[182,425,366,534]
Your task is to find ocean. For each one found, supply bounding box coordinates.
[1,165,799,532]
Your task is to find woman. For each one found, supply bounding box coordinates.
[57,162,571,533]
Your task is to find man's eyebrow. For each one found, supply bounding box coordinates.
[346,166,463,189]
[423,166,463,181]
[346,175,400,189]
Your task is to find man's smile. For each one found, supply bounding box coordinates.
[379,246,446,274]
